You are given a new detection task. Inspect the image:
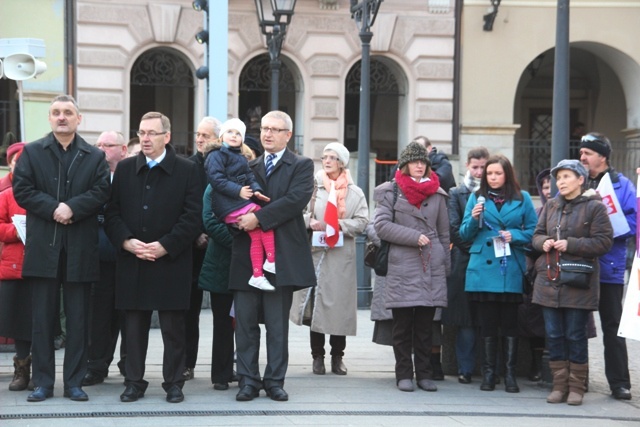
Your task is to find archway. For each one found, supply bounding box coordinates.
[513,44,636,195]
[345,56,406,185]
[238,54,299,152]
[130,47,195,156]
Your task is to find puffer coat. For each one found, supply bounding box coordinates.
[373,180,450,310]
[532,189,613,310]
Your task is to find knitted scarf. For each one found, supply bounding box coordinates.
[394,169,441,209]
[463,170,481,193]
[320,169,350,219]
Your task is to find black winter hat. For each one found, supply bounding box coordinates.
[397,141,430,170]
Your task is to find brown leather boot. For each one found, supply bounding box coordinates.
[546,360,569,403]
[331,356,347,375]
[567,362,588,406]
[9,355,31,391]
[312,357,326,375]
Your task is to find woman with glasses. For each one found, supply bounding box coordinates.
[460,154,537,394]
[373,141,450,392]
[531,159,612,406]
[290,143,369,376]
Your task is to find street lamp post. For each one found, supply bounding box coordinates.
[350,0,383,309]
[254,0,297,111]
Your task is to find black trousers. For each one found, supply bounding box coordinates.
[185,249,205,370]
[475,301,519,338]
[124,309,186,392]
[310,331,346,358]
[210,292,235,383]
[391,306,435,382]
[87,261,126,376]
[30,278,90,389]
[599,283,630,390]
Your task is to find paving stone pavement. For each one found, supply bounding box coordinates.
[1,309,639,426]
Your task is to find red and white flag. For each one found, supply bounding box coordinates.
[324,180,339,248]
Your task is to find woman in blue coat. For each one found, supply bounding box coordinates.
[460,155,537,394]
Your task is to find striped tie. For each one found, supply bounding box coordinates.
[265,153,276,177]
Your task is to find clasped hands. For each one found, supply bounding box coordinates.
[124,238,168,261]
[53,202,73,225]
[542,238,568,253]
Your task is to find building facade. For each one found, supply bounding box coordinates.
[1,0,639,196]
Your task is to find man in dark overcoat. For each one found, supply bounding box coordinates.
[105,112,202,403]
[13,94,110,402]
[232,110,316,402]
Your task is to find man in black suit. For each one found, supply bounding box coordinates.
[13,94,110,402]
[105,112,202,403]
[182,116,221,381]
[83,131,129,387]
[232,110,316,402]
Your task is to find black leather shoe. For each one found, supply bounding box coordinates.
[82,371,105,386]
[27,386,53,402]
[266,386,289,402]
[458,374,472,384]
[214,382,229,391]
[166,385,184,403]
[612,387,632,400]
[120,385,145,402]
[64,386,89,401]
[182,367,194,381]
[236,384,259,401]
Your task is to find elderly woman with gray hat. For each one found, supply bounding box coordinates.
[373,141,450,392]
[531,159,613,406]
[290,142,369,376]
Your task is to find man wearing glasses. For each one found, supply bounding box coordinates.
[83,131,129,387]
[579,132,635,401]
[232,110,316,402]
[105,112,203,403]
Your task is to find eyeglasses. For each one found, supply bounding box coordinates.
[96,143,124,149]
[260,127,289,134]
[136,130,167,138]
[321,155,339,162]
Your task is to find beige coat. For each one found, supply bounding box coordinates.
[290,171,369,336]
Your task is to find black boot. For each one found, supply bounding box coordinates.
[430,353,444,381]
[528,347,543,382]
[503,337,520,393]
[480,337,497,391]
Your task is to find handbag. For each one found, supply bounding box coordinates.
[364,183,398,277]
[545,209,594,289]
[546,251,594,290]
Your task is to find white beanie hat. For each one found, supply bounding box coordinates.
[219,118,246,141]
[323,142,350,167]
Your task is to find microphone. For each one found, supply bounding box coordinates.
[477,196,486,229]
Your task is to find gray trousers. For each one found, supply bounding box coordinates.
[234,286,293,390]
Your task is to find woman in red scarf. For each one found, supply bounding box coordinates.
[290,142,369,376]
[0,142,31,391]
[373,142,450,392]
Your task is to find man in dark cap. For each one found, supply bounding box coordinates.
[412,136,456,193]
[579,132,636,401]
